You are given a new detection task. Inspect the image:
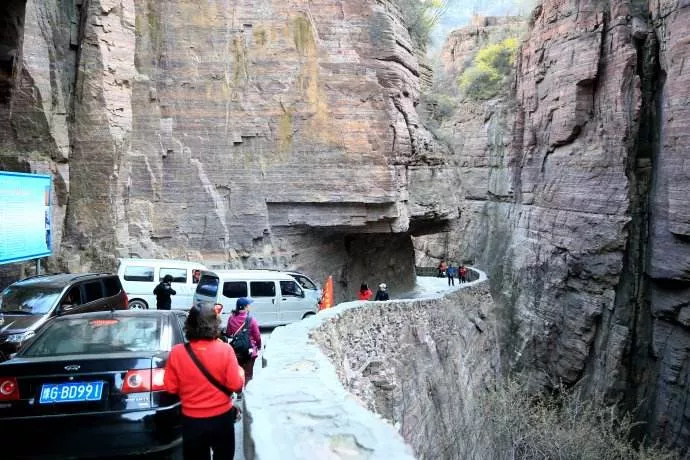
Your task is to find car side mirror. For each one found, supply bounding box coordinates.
[57,304,73,315]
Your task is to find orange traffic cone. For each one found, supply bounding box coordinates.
[319,275,334,310]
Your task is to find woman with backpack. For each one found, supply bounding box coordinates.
[226,297,262,385]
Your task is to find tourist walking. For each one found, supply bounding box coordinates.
[226,297,262,386]
[459,265,468,283]
[358,283,373,301]
[153,274,176,310]
[164,304,245,460]
[437,259,448,278]
[447,264,456,286]
[374,283,390,301]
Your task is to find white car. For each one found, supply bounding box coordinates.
[117,258,207,310]
[193,270,319,327]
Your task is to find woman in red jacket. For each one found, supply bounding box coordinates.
[164,304,245,460]
[357,283,373,301]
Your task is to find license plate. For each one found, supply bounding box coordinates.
[39,381,105,404]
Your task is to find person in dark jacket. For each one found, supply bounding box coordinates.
[374,283,390,301]
[153,274,176,310]
[164,304,244,460]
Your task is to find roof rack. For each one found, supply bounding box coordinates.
[21,272,62,281]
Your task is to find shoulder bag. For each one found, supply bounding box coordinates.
[183,343,241,420]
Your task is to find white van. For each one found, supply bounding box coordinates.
[192,270,319,327]
[117,258,207,310]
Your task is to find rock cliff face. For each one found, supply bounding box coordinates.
[0,0,461,299]
[417,0,689,450]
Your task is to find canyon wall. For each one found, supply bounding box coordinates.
[416,0,689,450]
[0,0,461,300]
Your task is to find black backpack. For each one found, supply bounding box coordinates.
[228,317,252,365]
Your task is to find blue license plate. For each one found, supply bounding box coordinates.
[39,381,105,404]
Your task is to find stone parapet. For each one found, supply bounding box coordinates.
[243,269,490,459]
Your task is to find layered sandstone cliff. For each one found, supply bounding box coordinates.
[0,0,460,299]
[416,1,689,450]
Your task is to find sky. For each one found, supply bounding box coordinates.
[429,0,536,51]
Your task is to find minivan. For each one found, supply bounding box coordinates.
[0,273,128,360]
[193,270,320,327]
[117,258,207,310]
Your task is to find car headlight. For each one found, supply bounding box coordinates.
[5,331,35,343]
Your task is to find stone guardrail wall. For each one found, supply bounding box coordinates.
[243,268,490,460]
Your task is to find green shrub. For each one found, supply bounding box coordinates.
[459,37,519,100]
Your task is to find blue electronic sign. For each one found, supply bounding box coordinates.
[0,171,53,265]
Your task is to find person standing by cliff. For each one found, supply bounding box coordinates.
[226,297,262,387]
[153,274,176,310]
[374,283,390,301]
[437,259,448,278]
[357,283,373,301]
[164,304,245,460]
[447,264,456,286]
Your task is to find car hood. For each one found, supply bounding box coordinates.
[0,314,43,335]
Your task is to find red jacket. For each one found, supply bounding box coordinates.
[164,339,244,418]
[226,312,262,358]
[358,289,373,301]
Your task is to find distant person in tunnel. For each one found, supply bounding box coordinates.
[358,283,373,301]
[437,259,448,277]
[459,265,468,283]
[374,283,390,301]
[447,264,456,286]
[153,274,176,310]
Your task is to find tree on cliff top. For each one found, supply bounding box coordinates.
[397,0,451,50]
[458,37,519,100]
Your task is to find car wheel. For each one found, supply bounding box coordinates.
[128,299,148,310]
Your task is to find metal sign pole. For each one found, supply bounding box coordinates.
[36,258,41,275]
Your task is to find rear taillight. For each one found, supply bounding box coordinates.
[121,369,165,393]
[119,290,129,309]
[0,377,19,401]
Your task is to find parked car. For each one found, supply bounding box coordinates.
[0,273,128,361]
[193,270,319,327]
[284,271,322,305]
[117,258,207,310]
[256,269,323,306]
[0,309,187,459]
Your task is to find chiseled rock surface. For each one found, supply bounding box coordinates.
[244,272,493,460]
[417,0,690,450]
[647,0,690,446]
[0,0,459,298]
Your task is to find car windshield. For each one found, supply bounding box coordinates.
[21,316,165,357]
[0,284,62,314]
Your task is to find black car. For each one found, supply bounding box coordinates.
[0,310,188,459]
[0,273,129,361]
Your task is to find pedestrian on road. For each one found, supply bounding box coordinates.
[226,297,261,387]
[459,265,468,283]
[447,264,456,286]
[153,274,176,310]
[437,259,448,278]
[358,283,373,301]
[374,283,390,301]
[164,304,245,460]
